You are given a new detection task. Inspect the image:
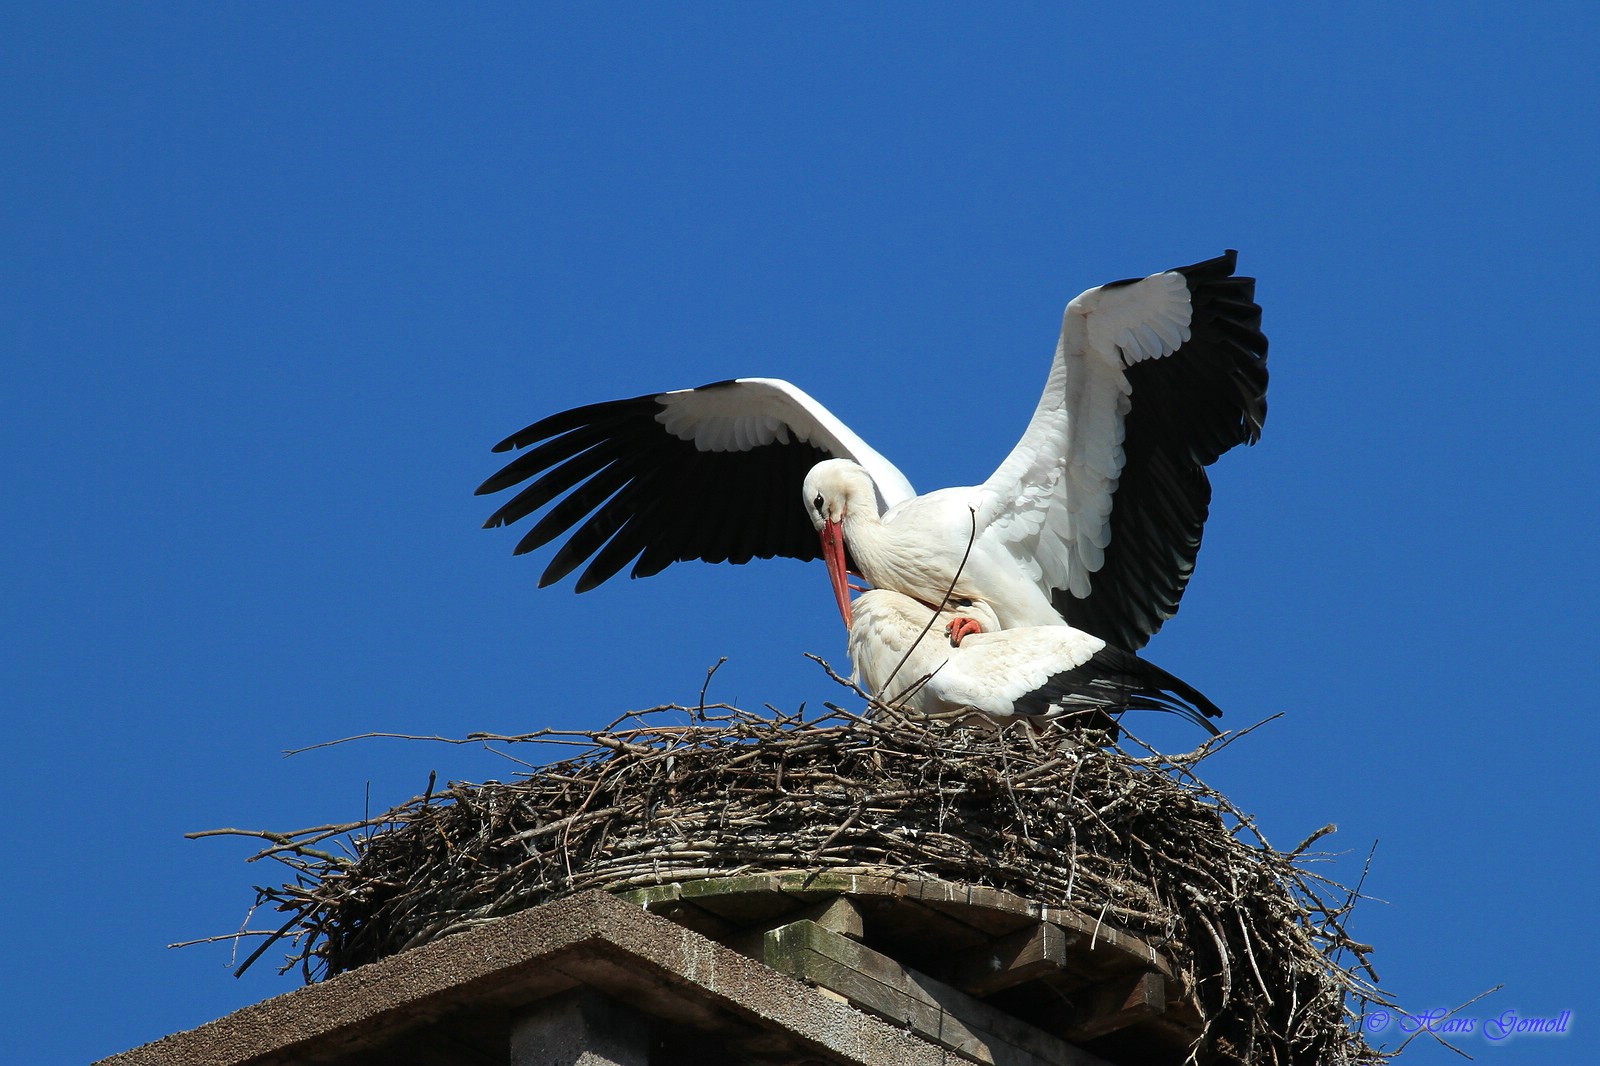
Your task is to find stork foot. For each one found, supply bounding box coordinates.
[945,616,984,647]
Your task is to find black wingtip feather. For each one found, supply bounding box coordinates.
[1086,643,1226,734]
[479,385,838,590]
[1064,250,1268,649]
[489,394,663,454]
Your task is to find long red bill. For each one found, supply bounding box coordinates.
[819,519,852,629]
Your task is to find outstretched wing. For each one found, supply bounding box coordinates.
[477,378,915,591]
[976,251,1268,649]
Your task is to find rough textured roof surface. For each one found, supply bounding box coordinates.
[100,890,959,1066]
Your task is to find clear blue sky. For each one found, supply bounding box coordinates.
[5,5,1596,1063]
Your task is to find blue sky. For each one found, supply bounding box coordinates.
[5,5,1597,1063]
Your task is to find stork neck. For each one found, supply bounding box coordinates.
[842,506,929,598]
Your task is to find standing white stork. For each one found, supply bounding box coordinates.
[477,251,1267,650]
[846,589,1223,734]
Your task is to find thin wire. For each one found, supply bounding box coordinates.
[878,506,979,700]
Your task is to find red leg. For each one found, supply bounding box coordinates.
[946,616,984,646]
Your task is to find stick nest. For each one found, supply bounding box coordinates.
[208,682,1389,1064]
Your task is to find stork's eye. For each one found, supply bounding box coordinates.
[812,494,825,513]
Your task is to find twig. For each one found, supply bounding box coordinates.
[879,505,979,698]
[187,697,1392,1063]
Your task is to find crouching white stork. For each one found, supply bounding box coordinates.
[847,589,1223,734]
[478,251,1267,650]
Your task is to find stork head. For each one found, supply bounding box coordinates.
[801,459,878,630]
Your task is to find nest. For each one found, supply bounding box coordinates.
[205,678,1389,1064]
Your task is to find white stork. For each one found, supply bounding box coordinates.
[477,251,1267,650]
[846,589,1223,733]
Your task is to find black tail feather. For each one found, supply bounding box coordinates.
[1033,644,1225,736]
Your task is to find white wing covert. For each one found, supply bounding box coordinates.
[478,252,1266,648]
[978,269,1194,599]
[477,378,913,591]
[974,251,1267,649]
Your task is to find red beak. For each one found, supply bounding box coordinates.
[819,518,852,629]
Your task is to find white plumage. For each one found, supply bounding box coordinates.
[847,589,1223,734]
[479,252,1267,651]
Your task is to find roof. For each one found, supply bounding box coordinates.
[97,888,1106,1066]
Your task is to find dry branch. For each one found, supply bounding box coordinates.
[197,692,1389,1064]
